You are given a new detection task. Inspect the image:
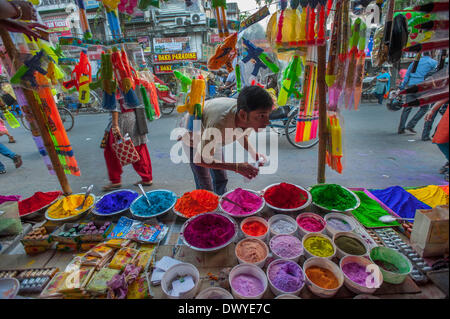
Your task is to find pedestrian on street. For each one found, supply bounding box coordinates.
[373,66,391,105]
[180,86,272,195]
[0,142,22,174]
[397,52,438,136]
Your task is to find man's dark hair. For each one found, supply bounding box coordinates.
[423,51,431,57]
[237,85,273,113]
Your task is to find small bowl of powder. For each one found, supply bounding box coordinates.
[235,238,269,268]
[219,188,265,218]
[333,232,369,259]
[340,255,384,294]
[267,259,305,296]
[324,213,356,237]
[240,216,269,242]
[195,287,234,299]
[229,263,268,299]
[369,246,412,284]
[302,233,336,260]
[296,212,326,238]
[268,214,298,238]
[269,234,303,262]
[263,183,312,212]
[303,257,344,298]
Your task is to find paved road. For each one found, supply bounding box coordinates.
[1,102,447,198]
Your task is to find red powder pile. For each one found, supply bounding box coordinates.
[242,220,268,237]
[264,183,308,209]
[18,191,62,216]
[174,189,219,218]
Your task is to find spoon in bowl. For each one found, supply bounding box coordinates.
[379,215,414,223]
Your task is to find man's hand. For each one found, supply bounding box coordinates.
[11,0,37,21]
[255,153,267,166]
[425,110,434,122]
[0,19,48,41]
[235,163,259,179]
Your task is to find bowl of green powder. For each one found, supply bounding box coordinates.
[309,184,360,213]
[333,232,369,259]
[369,246,412,284]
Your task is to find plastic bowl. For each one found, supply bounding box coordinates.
[229,263,268,299]
[0,278,20,299]
[92,189,138,217]
[303,257,344,298]
[45,193,96,222]
[275,294,301,299]
[369,246,412,284]
[240,216,269,242]
[268,214,298,238]
[333,232,369,259]
[180,212,238,252]
[130,189,177,220]
[196,287,234,299]
[340,255,384,295]
[263,183,312,213]
[219,188,265,218]
[309,184,361,213]
[235,238,269,268]
[302,233,336,260]
[324,213,357,238]
[267,259,305,296]
[296,212,327,238]
[161,263,200,299]
[269,234,303,263]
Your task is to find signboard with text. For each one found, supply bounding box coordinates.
[153,37,191,54]
[154,64,175,74]
[153,52,198,63]
[43,18,71,36]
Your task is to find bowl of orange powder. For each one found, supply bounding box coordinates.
[173,189,219,219]
[303,257,344,298]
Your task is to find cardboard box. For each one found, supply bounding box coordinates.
[411,205,449,257]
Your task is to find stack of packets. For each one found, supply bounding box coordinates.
[150,256,182,286]
[167,275,196,298]
[108,217,169,243]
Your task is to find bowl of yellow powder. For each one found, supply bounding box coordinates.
[302,233,336,260]
[45,193,96,222]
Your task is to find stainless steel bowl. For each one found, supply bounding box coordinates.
[262,183,312,212]
[20,196,61,220]
[172,191,220,219]
[219,188,265,218]
[130,189,177,220]
[309,184,361,213]
[92,189,138,217]
[179,212,238,252]
[45,193,96,222]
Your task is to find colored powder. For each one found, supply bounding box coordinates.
[327,218,352,231]
[242,220,268,237]
[221,188,263,216]
[95,191,139,215]
[175,190,219,218]
[342,263,374,287]
[311,184,357,211]
[231,274,264,297]
[264,183,308,209]
[305,266,339,289]
[374,259,400,273]
[268,260,304,292]
[47,195,94,219]
[407,185,449,207]
[236,238,267,263]
[271,219,297,234]
[270,235,302,258]
[131,191,176,217]
[335,236,366,256]
[303,236,334,257]
[18,191,61,216]
[183,213,235,249]
[369,186,431,219]
[0,195,21,205]
[297,216,325,232]
[440,185,449,195]
[351,191,400,228]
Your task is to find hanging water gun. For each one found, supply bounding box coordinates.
[111,47,139,106]
[10,50,54,88]
[211,0,229,38]
[277,54,303,106]
[62,51,92,104]
[235,63,242,92]
[138,0,159,10]
[242,38,279,76]
[325,0,342,87]
[207,32,237,72]
[315,0,327,46]
[407,13,435,46]
[173,70,192,93]
[177,77,206,119]
[90,52,117,110]
[76,0,92,40]
[326,114,343,173]
[105,8,122,39]
[353,21,367,111]
[343,18,361,109]
[118,0,138,15]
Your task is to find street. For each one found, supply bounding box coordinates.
[0,102,447,198]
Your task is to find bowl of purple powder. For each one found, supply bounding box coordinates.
[267,259,305,296]
[180,212,238,252]
[93,189,139,217]
[339,255,383,294]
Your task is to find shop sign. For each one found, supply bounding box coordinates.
[154,64,174,74]
[153,52,197,63]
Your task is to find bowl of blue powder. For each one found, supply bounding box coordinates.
[93,189,139,217]
[130,190,178,219]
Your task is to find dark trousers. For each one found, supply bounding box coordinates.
[398,93,429,132]
[422,107,440,140]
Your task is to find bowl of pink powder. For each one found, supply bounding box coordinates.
[229,263,268,299]
[267,259,305,296]
[219,188,265,218]
[269,234,303,262]
[180,212,238,252]
[296,212,327,237]
[339,255,384,294]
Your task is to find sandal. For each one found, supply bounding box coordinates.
[13,155,22,168]
[133,180,153,187]
[102,183,122,191]
[8,138,16,143]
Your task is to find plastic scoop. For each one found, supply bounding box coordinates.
[379,215,414,223]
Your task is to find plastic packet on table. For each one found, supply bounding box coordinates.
[39,272,68,298]
[126,274,150,299]
[64,256,83,272]
[108,216,169,244]
[0,201,22,236]
[85,268,121,295]
[109,247,140,270]
[135,249,155,271]
[86,243,115,258]
[58,267,95,294]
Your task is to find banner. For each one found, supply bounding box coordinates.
[153,52,198,63]
[153,37,191,54]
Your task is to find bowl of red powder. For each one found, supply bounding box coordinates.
[180,212,238,252]
[263,183,311,212]
[339,255,383,294]
[296,212,327,237]
[173,189,219,219]
[240,216,269,241]
[18,191,62,220]
[303,257,344,298]
[219,188,265,218]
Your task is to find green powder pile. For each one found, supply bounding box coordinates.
[351,191,400,228]
[311,184,357,211]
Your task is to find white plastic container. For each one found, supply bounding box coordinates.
[196,287,234,299]
[268,214,298,238]
[275,294,301,299]
[266,259,305,296]
[324,213,356,237]
[340,255,384,295]
[240,216,269,242]
[269,234,303,263]
[235,238,269,268]
[296,212,326,238]
[229,263,268,299]
[161,263,200,299]
[302,232,336,260]
[333,232,369,259]
[303,257,344,298]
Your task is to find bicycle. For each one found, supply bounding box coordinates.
[21,106,74,132]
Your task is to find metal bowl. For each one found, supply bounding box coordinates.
[262,183,312,212]
[179,212,238,252]
[172,191,220,219]
[130,189,177,220]
[45,193,96,222]
[92,189,138,217]
[219,188,265,218]
[308,184,361,213]
[20,196,61,220]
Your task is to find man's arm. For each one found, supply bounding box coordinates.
[425,99,448,121]
[237,135,257,160]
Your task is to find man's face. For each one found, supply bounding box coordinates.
[239,108,272,132]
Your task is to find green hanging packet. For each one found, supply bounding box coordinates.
[3,110,20,128]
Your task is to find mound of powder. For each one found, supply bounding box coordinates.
[96,191,139,215]
[264,183,308,209]
[131,191,176,217]
[221,188,263,216]
[326,217,352,231]
[268,260,304,292]
[231,274,265,297]
[236,238,267,263]
[311,184,357,211]
[297,215,325,232]
[342,262,375,287]
[270,235,303,258]
[270,219,297,234]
